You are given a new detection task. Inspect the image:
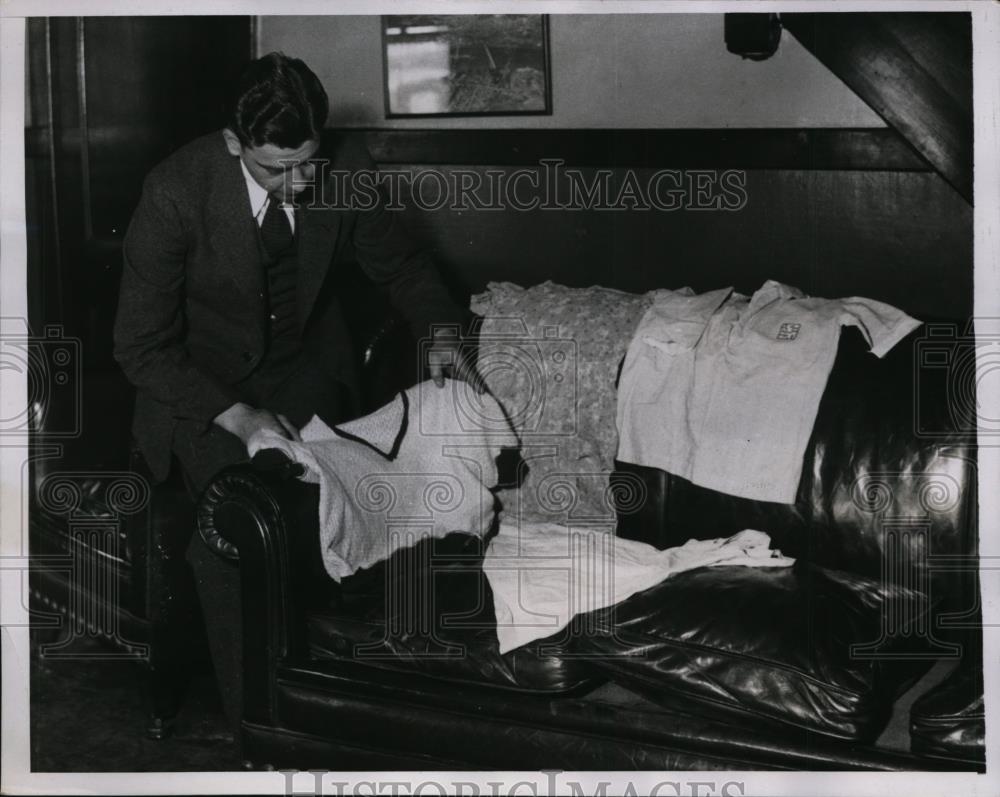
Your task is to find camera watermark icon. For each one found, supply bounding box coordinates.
[419,318,578,438]
[914,319,1000,440]
[0,320,81,437]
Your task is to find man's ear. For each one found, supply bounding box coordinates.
[222,128,243,157]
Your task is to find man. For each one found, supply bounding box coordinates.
[113,52,477,731]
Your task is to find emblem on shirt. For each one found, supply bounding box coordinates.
[777,322,801,341]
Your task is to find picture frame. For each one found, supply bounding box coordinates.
[381,14,552,118]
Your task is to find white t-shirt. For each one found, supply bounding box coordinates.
[249,379,518,580]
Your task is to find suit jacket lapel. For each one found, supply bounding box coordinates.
[295,199,341,330]
[203,131,341,332]
[207,136,264,306]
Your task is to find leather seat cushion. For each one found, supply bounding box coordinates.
[307,532,601,693]
[571,561,934,741]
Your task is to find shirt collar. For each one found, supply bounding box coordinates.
[238,156,270,221]
[748,280,804,312]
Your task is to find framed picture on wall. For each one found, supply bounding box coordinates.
[382,14,551,117]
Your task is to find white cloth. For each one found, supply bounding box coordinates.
[239,157,296,232]
[616,280,921,504]
[248,379,518,581]
[484,523,794,654]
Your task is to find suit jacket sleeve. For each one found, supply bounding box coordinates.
[345,150,471,340]
[113,174,241,429]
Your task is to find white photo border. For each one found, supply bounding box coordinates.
[2,1,997,795]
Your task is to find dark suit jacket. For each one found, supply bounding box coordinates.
[114,130,466,482]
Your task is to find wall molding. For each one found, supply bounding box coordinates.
[329,128,930,171]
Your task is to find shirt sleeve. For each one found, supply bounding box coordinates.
[839,297,923,358]
[335,141,472,340]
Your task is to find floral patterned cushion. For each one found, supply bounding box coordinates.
[470,281,659,524]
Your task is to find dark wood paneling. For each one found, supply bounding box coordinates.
[356,128,928,171]
[372,163,971,321]
[783,13,972,203]
[327,128,968,319]
[82,16,252,242]
[26,16,252,358]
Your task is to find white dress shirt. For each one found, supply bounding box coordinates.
[239,157,296,234]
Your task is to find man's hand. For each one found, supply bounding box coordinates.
[427,331,487,394]
[213,402,301,450]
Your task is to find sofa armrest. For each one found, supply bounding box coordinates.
[197,450,305,561]
[197,453,324,723]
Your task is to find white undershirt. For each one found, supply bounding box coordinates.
[239,157,296,234]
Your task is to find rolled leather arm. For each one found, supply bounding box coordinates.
[196,452,323,683]
[197,449,305,561]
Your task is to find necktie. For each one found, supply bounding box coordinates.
[260,198,294,258]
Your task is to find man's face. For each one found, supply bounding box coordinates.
[224,130,320,204]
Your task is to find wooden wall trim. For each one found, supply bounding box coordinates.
[782,13,972,202]
[26,126,927,173]
[345,128,929,171]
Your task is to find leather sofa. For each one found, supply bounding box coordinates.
[198,305,985,772]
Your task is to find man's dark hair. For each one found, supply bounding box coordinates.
[228,52,329,148]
